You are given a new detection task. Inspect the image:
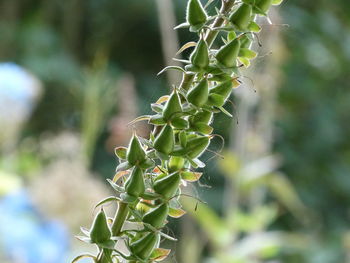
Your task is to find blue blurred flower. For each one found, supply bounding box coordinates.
[0,190,69,263]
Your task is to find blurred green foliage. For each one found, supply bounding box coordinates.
[274,1,350,261]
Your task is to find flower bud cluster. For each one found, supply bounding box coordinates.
[74,0,283,262]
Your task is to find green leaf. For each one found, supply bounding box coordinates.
[171,117,189,129]
[150,248,171,261]
[192,122,213,134]
[107,179,124,193]
[151,103,164,113]
[149,114,166,125]
[181,199,232,247]
[187,158,205,168]
[113,170,129,182]
[227,31,237,42]
[247,21,262,32]
[114,147,127,159]
[157,66,185,76]
[176,41,197,55]
[171,145,187,156]
[207,93,225,107]
[127,115,151,125]
[239,48,257,59]
[238,56,251,67]
[159,231,178,241]
[155,95,169,104]
[267,173,309,222]
[174,22,190,30]
[227,205,278,232]
[218,106,233,117]
[173,58,191,64]
[94,196,121,209]
[180,171,203,182]
[115,161,132,172]
[169,207,187,218]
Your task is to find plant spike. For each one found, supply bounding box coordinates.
[75,0,284,262]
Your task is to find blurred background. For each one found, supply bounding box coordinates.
[0,0,349,262]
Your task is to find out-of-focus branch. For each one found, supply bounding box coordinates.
[155,0,181,86]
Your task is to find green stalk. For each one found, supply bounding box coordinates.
[76,0,282,261]
[205,0,236,47]
[97,202,128,262]
[111,201,128,236]
[101,2,236,261]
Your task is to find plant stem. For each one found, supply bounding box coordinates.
[102,2,237,262]
[205,0,236,47]
[111,201,128,236]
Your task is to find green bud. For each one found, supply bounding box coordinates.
[179,130,188,148]
[229,3,253,31]
[209,80,234,100]
[171,117,189,129]
[130,232,160,260]
[163,90,182,121]
[186,136,210,159]
[186,133,199,141]
[127,135,146,166]
[187,79,209,107]
[154,172,181,199]
[186,0,208,31]
[255,0,273,14]
[143,203,169,228]
[90,209,111,244]
[192,110,213,124]
[168,156,185,172]
[227,31,237,42]
[191,122,213,134]
[207,93,225,107]
[216,38,241,68]
[125,167,145,198]
[190,39,209,70]
[154,125,174,155]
